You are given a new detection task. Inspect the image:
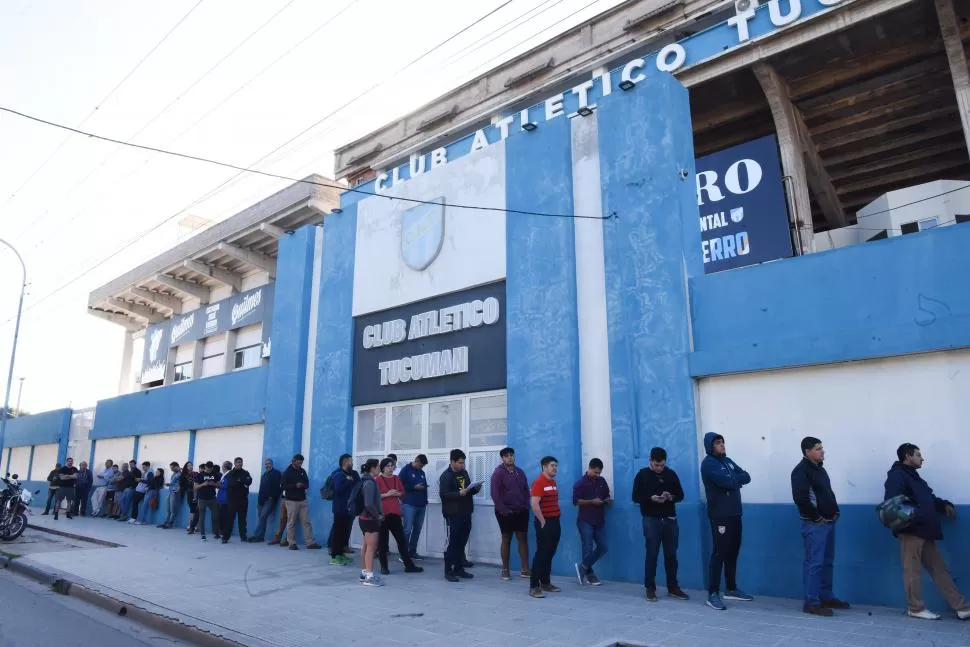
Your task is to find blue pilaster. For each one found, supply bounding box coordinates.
[597,72,704,587]
[505,117,582,575]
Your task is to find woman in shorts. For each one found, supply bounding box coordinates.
[358,459,384,587]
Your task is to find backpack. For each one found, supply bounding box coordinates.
[320,472,335,500]
[875,494,916,531]
[347,479,365,517]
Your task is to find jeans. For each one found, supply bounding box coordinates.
[531,517,561,588]
[330,513,352,557]
[119,488,134,520]
[644,516,680,589]
[801,520,836,606]
[163,491,182,526]
[42,488,56,514]
[401,504,426,556]
[708,517,742,593]
[578,521,608,572]
[139,490,158,522]
[252,499,277,540]
[379,513,416,569]
[444,514,472,573]
[74,486,91,516]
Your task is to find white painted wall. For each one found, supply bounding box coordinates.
[241,272,270,291]
[9,447,29,479]
[202,334,228,378]
[175,344,194,365]
[353,142,507,316]
[30,444,58,481]
[194,425,263,490]
[137,431,190,476]
[697,349,970,506]
[94,437,136,467]
[235,323,262,349]
[1,448,7,473]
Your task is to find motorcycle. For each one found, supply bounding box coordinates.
[0,475,36,541]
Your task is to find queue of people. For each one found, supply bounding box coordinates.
[32,437,970,620]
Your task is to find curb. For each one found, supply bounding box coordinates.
[27,523,124,548]
[0,554,255,647]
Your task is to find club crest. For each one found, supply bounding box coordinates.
[401,197,445,271]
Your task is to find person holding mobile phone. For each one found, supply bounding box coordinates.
[572,458,611,586]
[633,447,688,603]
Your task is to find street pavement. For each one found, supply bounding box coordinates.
[0,569,191,647]
[8,515,970,647]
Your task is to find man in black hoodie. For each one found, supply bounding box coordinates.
[225,457,253,543]
[633,447,688,602]
[439,449,481,582]
[884,443,970,621]
[790,436,849,617]
[281,454,322,550]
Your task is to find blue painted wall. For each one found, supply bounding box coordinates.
[306,203,358,539]
[596,73,707,588]
[91,367,268,439]
[689,223,970,377]
[505,117,583,575]
[263,225,316,467]
[1,408,72,449]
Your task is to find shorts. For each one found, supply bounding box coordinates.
[105,491,116,503]
[495,509,530,534]
[358,518,381,534]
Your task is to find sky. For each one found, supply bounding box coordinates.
[0,0,625,413]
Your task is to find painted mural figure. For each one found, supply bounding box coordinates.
[529,456,562,598]
[490,446,530,581]
[572,457,610,587]
[790,436,850,616]
[701,432,754,610]
[884,443,970,621]
[633,447,689,602]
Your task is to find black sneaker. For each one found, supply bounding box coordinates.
[668,587,690,600]
[456,570,474,579]
[405,565,424,573]
[445,571,460,583]
[289,544,298,551]
[462,560,475,568]
[645,586,658,602]
[380,567,390,575]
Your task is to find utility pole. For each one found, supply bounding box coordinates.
[0,239,26,451]
[15,377,25,415]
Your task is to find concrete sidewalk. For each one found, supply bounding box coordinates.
[13,515,970,647]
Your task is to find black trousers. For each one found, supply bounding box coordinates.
[130,492,146,520]
[218,503,230,537]
[708,517,742,593]
[227,498,248,540]
[74,487,91,516]
[531,516,561,588]
[330,514,352,557]
[444,514,472,573]
[378,513,415,569]
[43,488,56,514]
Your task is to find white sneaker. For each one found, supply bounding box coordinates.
[127,519,135,524]
[907,609,941,620]
[957,608,970,621]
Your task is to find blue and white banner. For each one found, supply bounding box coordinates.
[695,134,793,273]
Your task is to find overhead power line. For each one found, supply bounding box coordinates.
[0,0,206,215]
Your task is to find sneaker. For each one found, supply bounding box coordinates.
[529,587,545,598]
[330,557,343,566]
[361,575,383,587]
[520,570,531,579]
[707,592,727,611]
[500,569,511,581]
[280,541,289,548]
[289,544,298,551]
[411,554,425,561]
[540,583,560,593]
[586,572,602,587]
[221,539,229,544]
[268,538,279,545]
[201,536,207,542]
[380,567,390,576]
[41,512,49,516]
[53,515,58,521]
[339,555,354,566]
[127,519,135,524]
[462,560,474,568]
[668,587,689,600]
[574,563,587,586]
[907,609,941,620]
[804,604,834,617]
[156,524,166,528]
[404,565,424,573]
[359,571,366,582]
[456,570,474,580]
[645,586,658,602]
[445,571,460,583]
[724,589,754,602]
[958,608,970,621]
[822,598,850,610]
[307,543,322,550]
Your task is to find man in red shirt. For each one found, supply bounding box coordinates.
[529,456,562,598]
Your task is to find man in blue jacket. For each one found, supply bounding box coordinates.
[884,443,970,621]
[329,453,359,566]
[399,454,429,561]
[701,432,754,611]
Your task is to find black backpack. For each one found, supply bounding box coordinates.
[320,472,335,500]
[347,479,365,517]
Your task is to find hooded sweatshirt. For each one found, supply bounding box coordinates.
[700,432,750,519]
[359,473,383,522]
[884,461,952,541]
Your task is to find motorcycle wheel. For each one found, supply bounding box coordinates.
[1,513,26,540]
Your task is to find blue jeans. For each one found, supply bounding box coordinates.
[140,490,159,522]
[252,499,277,540]
[578,521,608,571]
[119,488,134,520]
[801,520,835,606]
[401,504,426,555]
[163,491,182,526]
[644,516,680,589]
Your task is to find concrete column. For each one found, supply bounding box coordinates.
[935,0,970,157]
[117,331,134,395]
[223,330,238,375]
[191,340,204,381]
[163,347,177,385]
